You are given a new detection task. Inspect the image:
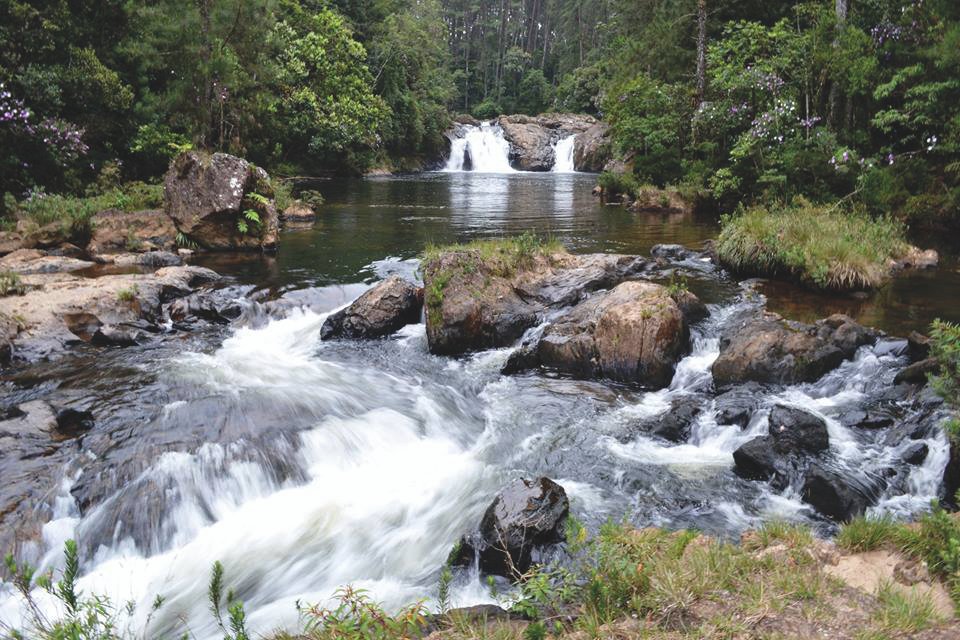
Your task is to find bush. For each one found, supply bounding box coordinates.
[0,270,26,297]
[716,201,910,291]
[597,171,640,199]
[472,99,503,121]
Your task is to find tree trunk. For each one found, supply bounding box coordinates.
[196,0,213,149]
[695,0,707,107]
[829,0,849,127]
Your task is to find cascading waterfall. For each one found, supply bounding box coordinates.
[443,122,514,173]
[551,135,577,173]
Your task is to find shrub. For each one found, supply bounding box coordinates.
[716,201,910,290]
[472,99,502,121]
[0,270,26,296]
[597,171,640,199]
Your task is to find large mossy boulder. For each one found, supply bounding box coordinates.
[452,477,569,578]
[163,151,279,252]
[321,276,423,340]
[421,241,650,356]
[573,122,611,172]
[712,313,877,388]
[532,281,691,388]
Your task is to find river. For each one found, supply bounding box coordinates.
[1,171,958,638]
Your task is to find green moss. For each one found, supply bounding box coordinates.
[716,201,910,291]
[422,232,564,279]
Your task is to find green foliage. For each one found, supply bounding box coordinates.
[116,285,138,304]
[472,99,502,121]
[298,586,427,639]
[0,270,26,297]
[716,201,910,291]
[929,320,960,418]
[874,580,941,632]
[837,515,901,552]
[898,504,960,607]
[597,171,640,199]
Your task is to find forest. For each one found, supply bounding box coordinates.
[1,0,957,226]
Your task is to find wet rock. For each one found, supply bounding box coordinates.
[48,243,86,259]
[281,202,316,222]
[91,324,142,347]
[112,251,182,268]
[902,442,929,466]
[712,312,877,388]
[651,244,698,262]
[321,276,423,340]
[423,249,649,356]
[163,151,279,252]
[168,292,240,324]
[452,477,569,578]
[894,358,938,385]
[802,462,885,522]
[732,405,829,482]
[497,114,598,171]
[644,395,702,442]
[907,332,931,362]
[671,289,709,325]
[54,408,94,437]
[87,209,177,254]
[533,281,690,388]
[891,246,939,272]
[573,122,611,172]
[0,400,58,436]
[714,384,762,428]
[767,405,829,455]
[943,440,960,508]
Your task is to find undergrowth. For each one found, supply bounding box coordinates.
[716,200,910,291]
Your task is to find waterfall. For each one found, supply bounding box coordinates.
[551,135,577,173]
[443,122,514,173]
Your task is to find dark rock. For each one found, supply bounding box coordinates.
[651,244,697,261]
[907,332,931,362]
[452,477,569,578]
[168,293,238,324]
[767,405,829,455]
[732,436,783,482]
[163,151,279,252]
[902,442,929,465]
[894,358,938,385]
[321,276,423,340]
[802,463,885,522]
[643,396,702,442]
[671,289,709,325]
[91,324,142,347]
[573,122,611,172]
[87,209,177,255]
[714,385,762,428]
[943,439,960,508]
[55,408,94,437]
[713,313,877,388]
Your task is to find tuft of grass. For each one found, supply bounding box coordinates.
[874,580,941,632]
[0,270,26,296]
[116,285,138,303]
[837,515,901,552]
[422,232,564,278]
[716,200,910,291]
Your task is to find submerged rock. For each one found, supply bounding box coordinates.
[320,276,423,340]
[712,313,878,388]
[452,477,569,578]
[163,151,279,252]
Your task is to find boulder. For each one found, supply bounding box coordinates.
[423,248,650,356]
[0,248,94,274]
[573,122,611,172]
[643,395,702,442]
[497,117,555,171]
[767,405,830,455]
[629,188,693,214]
[714,384,762,428]
[732,405,829,481]
[18,221,73,249]
[907,332,931,362]
[532,281,690,388]
[321,276,423,340]
[902,442,929,466]
[0,231,23,256]
[91,324,142,347]
[163,151,279,252]
[452,477,569,578]
[801,463,885,522]
[894,358,938,385]
[671,289,709,325]
[87,209,177,255]
[168,292,241,324]
[712,313,877,388]
[281,202,316,222]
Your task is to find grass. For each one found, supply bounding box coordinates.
[14,182,164,241]
[874,580,941,633]
[0,270,26,297]
[836,515,902,553]
[116,285,138,303]
[715,200,911,291]
[421,233,565,321]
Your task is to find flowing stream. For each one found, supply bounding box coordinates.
[443,122,514,173]
[2,173,959,638]
[551,135,577,173]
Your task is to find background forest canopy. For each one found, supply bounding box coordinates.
[1,0,958,225]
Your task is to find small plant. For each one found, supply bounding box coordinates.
[837,515,900,552]
[208,560,251,640]
[176,231,198,249]
[298,585,427,640]
[436,563,453,615]
[236,209,261,234]
[874,580,940,632]
[116,285,138,303]
[0,270,26,296]
[300,189,324,209]
[665,273,689,297]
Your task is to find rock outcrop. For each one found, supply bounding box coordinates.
[163,151,279,252]
[452,477,569,578]
[515,281,692,388]
[321,276,423,340]
[423,248,651,356]
[87,209,177,255]
[732,405,830,482]
[573,122,611,172]
[495,114,598,172]
[712,313,878,388]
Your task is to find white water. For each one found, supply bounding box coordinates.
[443,122,514,173]
[551,135,577,173]
[0,288,952,638]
